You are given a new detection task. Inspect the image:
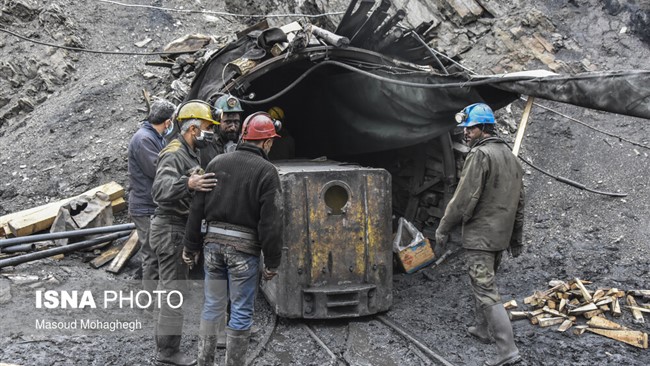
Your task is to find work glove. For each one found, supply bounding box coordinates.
[509,246,523,258]
[182,247,200,269]
[262,266,278,281]
[434,229,449,257]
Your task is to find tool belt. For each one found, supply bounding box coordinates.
[207,222,257,241]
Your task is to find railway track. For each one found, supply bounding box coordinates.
[247,313,455,366]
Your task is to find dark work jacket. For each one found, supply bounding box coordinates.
[183,143,283,268]
[438,137,525,251]
[199,134,227,169]
[152,137,201,218]
[127,122,166,216]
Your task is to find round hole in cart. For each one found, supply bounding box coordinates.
[323,184,349,215]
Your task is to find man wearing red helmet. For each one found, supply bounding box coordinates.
[182,112,283,366]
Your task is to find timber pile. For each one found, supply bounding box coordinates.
[509,278,649,349]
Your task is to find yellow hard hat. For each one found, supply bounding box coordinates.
[268,106,285,121]
[177,100,219,125]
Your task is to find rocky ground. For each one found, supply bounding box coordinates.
[1,0,649,365]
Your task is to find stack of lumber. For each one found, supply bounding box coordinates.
[508,278,649,349]
[0,182,125,238]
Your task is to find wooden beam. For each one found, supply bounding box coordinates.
[106,231,139,274]
[111,198,126,214]
[512,96,534,156]
[612,298,622,317]
[586,328,648,349]
[89,243,124,269]
[568,303,598,315]
[629,290,650,297]
[587,316,627,330]
[627,295,645,324]
[0,182,124,237]
[538,317,565,328]
[574,278,593,302]
[557,319,573,332]
[509,311,528,321]
[503,299,518,310]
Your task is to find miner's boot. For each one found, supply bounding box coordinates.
[467,299,494,344]
[197,319,218,366]
[216,314,227,349]
[156,315,196,366]
[225,327,250,366]
[484,303,520,366]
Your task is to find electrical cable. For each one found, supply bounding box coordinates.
[96,0,345,18]
[239,59,549,105]
[409,31,448,75]
[496,138,627,197]
[0,27,201,55]
[525,97,650,151]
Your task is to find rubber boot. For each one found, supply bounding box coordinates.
[225,327,250,366]
[156,315,197,366]
[484,303,520,366]
[216,314,227,349]
[197,319,218,366]
[468,299,494,344]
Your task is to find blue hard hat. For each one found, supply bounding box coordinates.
[455,103,495,127]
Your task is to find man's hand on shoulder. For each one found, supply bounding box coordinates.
[188,172,217,192]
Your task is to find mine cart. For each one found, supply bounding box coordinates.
[260,160,393,319]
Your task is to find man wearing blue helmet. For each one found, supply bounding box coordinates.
[435,103,524,366]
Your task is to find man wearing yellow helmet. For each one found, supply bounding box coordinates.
[149,100,219,366]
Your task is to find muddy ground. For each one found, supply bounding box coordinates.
[1,0,649,365]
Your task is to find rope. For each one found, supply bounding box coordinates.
[96,0,345,18]
[0,27,201,55]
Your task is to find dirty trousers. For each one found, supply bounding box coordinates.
[465,249,503,309]
[132,215,159,294]
[202,242,260,331]
[149,215,189,335]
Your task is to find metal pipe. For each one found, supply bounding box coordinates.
[0,243,36,254]
[0,231,132,269]
[0,223,136,249]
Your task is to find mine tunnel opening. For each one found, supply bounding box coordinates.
[233,58,457,232]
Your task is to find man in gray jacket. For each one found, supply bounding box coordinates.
[436,103,524,366]
[127,99,175,301]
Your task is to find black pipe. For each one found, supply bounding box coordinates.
[1,243,36,254]
[0,231,132,269]
[0,223,136,249]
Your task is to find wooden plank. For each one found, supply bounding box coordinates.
[568,303,598,315]
[444,0,484,22]
[612,298,622,317]
[573,325,588,335]
[574,278,593,302]
[627,295,645,324]
[628,290,650,297]
[512,96,534,156]
[542,306,570,319]
[111,197,126,213]
[503,299,518,310]
[586,328,648,349]
[626,305,650,314]
[509,311,528,321]
[89,243,124,269]
[587,316,627,330]
[557,319,573,332]
[105,231,139,274]
[558,298,567,313]
[592,289,606,302]
[595,297,614,306]
[583,310,604,319]
[538,317,565,328]
[1,182,124,238]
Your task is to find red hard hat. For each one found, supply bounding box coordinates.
[241,112,281,141]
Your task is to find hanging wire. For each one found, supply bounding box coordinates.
[525,97,650,151]
[96,0,345,18]
[0,27,201,55]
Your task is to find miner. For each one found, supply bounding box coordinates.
[182,111,283,366]
[127,99,175,306]
[150,100,219,366]
[435,103,524,366]
[198,94,244,169]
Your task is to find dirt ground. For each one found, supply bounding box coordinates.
[1,0,649,365]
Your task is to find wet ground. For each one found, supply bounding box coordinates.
[1,0,650,365]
